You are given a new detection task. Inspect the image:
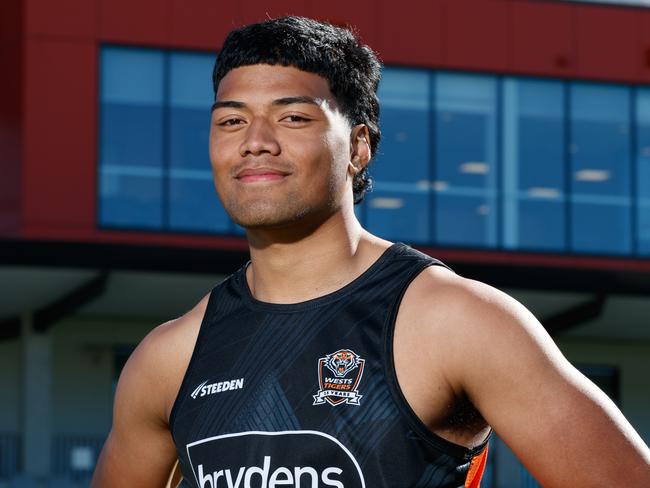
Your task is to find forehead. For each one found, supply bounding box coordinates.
[216,64,336,107]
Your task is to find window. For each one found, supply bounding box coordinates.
[569,83,632,255]
[98,46,647,258]
[99,46,236,234]
[168,52,230,233]
[435,73,498,248]
[99,47,165,229]
[636,88,650,255]
[502,78,566,251]
[365,68,431,243]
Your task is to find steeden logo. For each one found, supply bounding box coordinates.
[191,378,245,399]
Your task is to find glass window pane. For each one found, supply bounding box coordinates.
[168,52,230,233]
[637,88,650,255]
[570,83,631,255]
[435,73,498,247]
[366,68,431,243]
[99,47,164,229]
[502,78,566,251]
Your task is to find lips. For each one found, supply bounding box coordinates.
[235,166,290,183]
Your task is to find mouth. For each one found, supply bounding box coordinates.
[235,167,291,183]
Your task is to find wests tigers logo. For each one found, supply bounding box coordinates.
[326,350,361,377]
[313,349,365,406]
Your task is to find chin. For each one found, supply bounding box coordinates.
[227,201,313,230]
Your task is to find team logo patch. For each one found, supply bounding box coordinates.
[313,349,365,406]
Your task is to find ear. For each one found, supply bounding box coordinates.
[348,124,371,176]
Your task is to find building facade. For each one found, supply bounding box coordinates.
[1,0,650,486]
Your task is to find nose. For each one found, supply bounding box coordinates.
[239,116,281,157]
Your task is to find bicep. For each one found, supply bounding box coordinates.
[451,285,650,487]
[93,428,176,488]
[92,333,178,487]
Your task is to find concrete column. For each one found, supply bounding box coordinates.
[21,312,52,481]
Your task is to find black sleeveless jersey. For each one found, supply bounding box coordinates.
[169,243,489,488]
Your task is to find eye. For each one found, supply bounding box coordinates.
[218,117,245,127]
[281,114,310,124]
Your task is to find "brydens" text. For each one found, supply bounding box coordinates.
[197,455,344,488]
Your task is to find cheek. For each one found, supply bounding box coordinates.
[323,131,352,178]
[209,133,233,174]
[208,131,220,165]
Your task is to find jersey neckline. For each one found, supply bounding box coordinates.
[235,242,403,313]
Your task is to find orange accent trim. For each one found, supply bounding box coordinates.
[465,445,489,488]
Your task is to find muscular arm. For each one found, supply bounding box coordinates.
[92,295,208,487]
[91,324,178,487]
[421,269,650,487]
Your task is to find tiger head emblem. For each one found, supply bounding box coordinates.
[325,349,361,377]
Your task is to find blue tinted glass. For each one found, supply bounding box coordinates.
[99,47,164,229]
[168,52,230,233]
[503,78,566,251]
[435,73,498,247]
[636,88,650,255]
[570,83,631,254]
[366,68,431,243]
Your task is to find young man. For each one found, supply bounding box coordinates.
[92,16,650,488]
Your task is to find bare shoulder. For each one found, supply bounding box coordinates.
[400,265,650,487]
[398,264,564,394]
[394,264,546,412]
[120,292,211,425]
[400,264,539,341]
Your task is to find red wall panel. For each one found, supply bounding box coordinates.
[574,4,639,82]
[511,1,575,77]
[0,0,24,42]
[99,0,170,46]
[376,0,444,67]
[22,39,97,232]
[310,0,380,49]
[240,0,315,29]
[25,0,96,39]
[638,10,650,82]
[169,0,239,50]
[444,0,509,71]
[0,0,23,235]
[0,39,23,234]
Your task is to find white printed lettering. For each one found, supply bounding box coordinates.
[268,466,293,487]
[322,467,344,488]
[191,378,245,399]
[198,464,213,488]
[293,466,318,488]
[194,455,346,487]
[244,455,271,488]
[225,467,244,488]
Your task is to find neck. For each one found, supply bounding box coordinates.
[244,207,389,304]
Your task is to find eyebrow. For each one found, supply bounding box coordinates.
[211,96,322,112]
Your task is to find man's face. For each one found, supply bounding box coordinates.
[209,64,355,230]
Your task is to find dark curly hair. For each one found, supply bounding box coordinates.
[213,16,381,204]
